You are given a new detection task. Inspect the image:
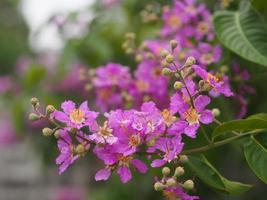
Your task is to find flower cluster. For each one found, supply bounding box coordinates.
[29,0,239,199]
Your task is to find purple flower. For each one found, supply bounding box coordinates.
[177,95,213,138]
[193,65,233,97]
[149,136,184,167]
[54,100,99,130]
[163,186,199,200]
[56,129,79,174]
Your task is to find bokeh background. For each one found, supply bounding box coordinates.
[0,0,267,199]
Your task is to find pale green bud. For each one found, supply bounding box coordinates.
[170,40,178,50]
[42,127,53,137]
[183,180,194,190]
[166,178,177,187]
[212,108,221,117]
[29,113,40,121]
[162,167,171,176]
[162,68,173,76]
[174,81,183,90]
[46,105,55,114]
[166,54,174,63]
[154,182,165,191]
[174,166,185,177]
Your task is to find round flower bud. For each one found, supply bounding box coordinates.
[161,60,169,68]
[46,105,55,114]
[42,127,53,137]
[184,56,196,67]
[199,80,211,92]
[174,166,184,177]
[76,144,86,154]
[135,54,143,63]
[174,81,183,90]
[160,50,169,58]
[212,108,221,117]
[179,155,188,163]
[183,180,194,190]
[154,182,165,191]
[170,40,178,50]
[29,113,40,121]
[166,54,174,63]
[162,167,171,176]
[125,32,136,40]
[162,68,173,76]
[166,178,177,187]
[54,130,60,139]
[30,97,39,107]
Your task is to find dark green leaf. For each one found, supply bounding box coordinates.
[187,155,252,195]
[244,134,267,183]
[213,10,267,67]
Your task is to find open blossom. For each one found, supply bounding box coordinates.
[163,186,199,200]
[193,65,233,97]
[149,136,184,168]
[54,100,99,130]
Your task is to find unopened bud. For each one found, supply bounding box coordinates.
[162,68,173,76]
[160,50,169,58]
[179,155,188,163]
[166,178,177,187]
[161,60,169,68]
[42,127,53,137]
[184,56,196,67]
[135,54,143,63]
[29,113,40,121]
[54,130,60,139]
[174,166,184,177]
[212,108,220,117]
[174,81,183,90]
[76,144,86,154]
[125,32,136,40]
[166,54,174,63]
[46,105,55,114]
[199,80,211,91]
[162,167,171,176]
[170,40,178,50]
[154,182,165,191]
[30,97,39,107]
[146,52,155,60]
[183,180,194,190]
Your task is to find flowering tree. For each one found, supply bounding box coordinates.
[27,0,267,199]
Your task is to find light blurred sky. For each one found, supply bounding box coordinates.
[20,0,94,52]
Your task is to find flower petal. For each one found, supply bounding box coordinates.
[132,159,148,173]
[151,159,166,168]
[61,100,75,114]
[194,95,210,112]
[95,168,111,181]
[199,110,213,124]
[117,166,132,183]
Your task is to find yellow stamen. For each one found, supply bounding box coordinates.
[184,107,200,125]
[70,109,85,124]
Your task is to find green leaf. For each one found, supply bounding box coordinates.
[244,135,267,183]
[212,115,267,140]
[213,10,267,67]
[187,155,252,195]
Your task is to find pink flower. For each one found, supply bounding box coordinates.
[163,186,199,200]
[54,100,99,130]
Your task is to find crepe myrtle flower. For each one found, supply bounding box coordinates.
[163,186,199,200]
[193,65,233,97]
[181,95,213,138]
[89,121,118,145]
[148,136,184,168]
[56,129,79,174]
[54,100,99,130]
[94,146,148,183]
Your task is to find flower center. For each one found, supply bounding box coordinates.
[161,109,177,126]
[98,88,112,100]
[119,155,133,165]
[184,108,200,125]
[99,121,113,136]
[169,15,181,28]
[153,67,163,77]
[136,80,150,92]
[129,135,141,147]
[70,109,85,124]
[198,21,209,34]
[207,73,220,86]
[163,190,177,200]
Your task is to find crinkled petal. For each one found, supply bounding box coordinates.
[61,100,75,114]
[199,110,213,124]
[132,159,148,173]
[95,168,111,181]
[151,159,166,168]
[194,95,210,112]
[117,166,132,183]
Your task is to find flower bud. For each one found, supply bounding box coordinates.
[42,127,53,137]
[75,144,86,154]
[46,105,55,114]
[161,60,169,68]
[166,178,177,187]
[199,80,211,92]
[170,40,178,50]
[166,54,174,63]
[154,182,165,191]
[146,52,155,60]
[174,166,184,177]
[162,68,173,76]
[30,97,39,107]
[135,54,143,63]
[29,113,40,121]
[125,32,136,40]
[173,81,183,90]
[184,56,196,67]
[212,108,220,117]
[54,130,60,139]
[179,155,188,163]
[183,180,194,190]
[160,50,169,58]
[162,167,171,176]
